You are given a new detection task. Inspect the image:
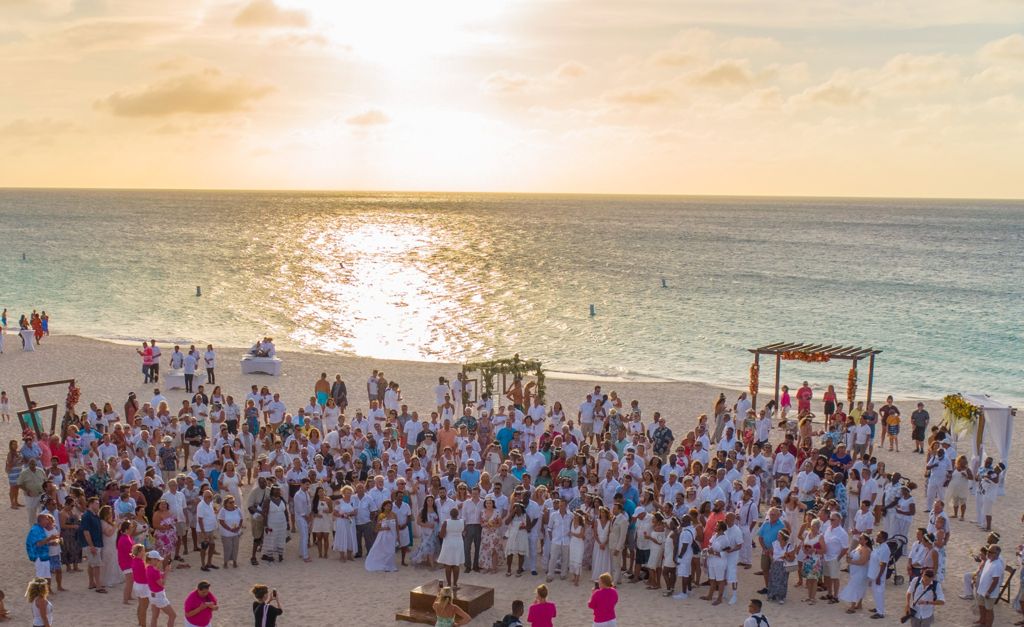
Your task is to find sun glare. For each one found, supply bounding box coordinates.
[298,1,509,64]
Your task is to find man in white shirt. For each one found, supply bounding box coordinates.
[203,344,216,385]
[163,479,187,560]
[149,340,162,382]
[183,350,198,393]
[725,511,744,604]
[822,512,849,601]
[192,440,218,472]
[461,487,483,571]
[545,499,573,581]
[742,600,770,627]
[577,395,595,442]
[976,545,1004,627]
[524,443,546,480]
[660,472,684,503]
[266,394,286,427]
[905,568,944,626]
[691,441,710,467]
[293,479,313,562]
[868,531,892,619]
[150,388,167,410]
[433,377,450,412]
[924,448,952,511]
[169,345,184,370]
[794,463,821,506]
[195,489,218,570]
[853,500,875,540]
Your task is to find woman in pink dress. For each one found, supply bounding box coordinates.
[822,385,837,428]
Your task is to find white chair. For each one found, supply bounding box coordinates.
[164,369,207,390]
[240,355,282,376]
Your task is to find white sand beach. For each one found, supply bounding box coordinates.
[0,333,1017,626]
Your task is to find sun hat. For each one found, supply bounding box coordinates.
[146,550,162,559]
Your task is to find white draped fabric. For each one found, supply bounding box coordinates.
[962,394,1015,496]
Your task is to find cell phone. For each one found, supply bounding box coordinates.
[272,590,278,597]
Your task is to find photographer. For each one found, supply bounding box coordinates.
[903,568,943,627]
[252,584,284,627]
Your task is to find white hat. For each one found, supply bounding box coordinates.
[146,550,163,560]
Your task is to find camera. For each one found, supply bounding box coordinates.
[900,609,917,623]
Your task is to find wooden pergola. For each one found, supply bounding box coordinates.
[748,342,883,410]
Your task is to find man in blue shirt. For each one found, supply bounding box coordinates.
[756,507,786,593]
[616,475,639,506]
[26,513,56,580]
[78,497,107,592]
[496,425,516,457]
[460,459,482,489]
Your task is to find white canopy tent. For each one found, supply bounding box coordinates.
[960,393,1016,465]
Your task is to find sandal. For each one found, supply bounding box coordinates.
[251,558,259,566]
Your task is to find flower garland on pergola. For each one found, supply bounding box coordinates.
[462,354,546,404]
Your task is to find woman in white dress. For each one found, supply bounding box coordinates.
[437,507,465,588]
[568,511,586,586]
[310,487,332,559]
[262,486,289,562]
[504,503,529,577]
[838,533,872,613]
[365,500,399,573]
[645,512,667,591]
[702,521,729,605]
[100,508,122,588]
[590,506,612,583]
[948,455,972,521]
[332,486,357,561]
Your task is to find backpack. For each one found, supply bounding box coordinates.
[492,616,523,627]
[752,615,770,627]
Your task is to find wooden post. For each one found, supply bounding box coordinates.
[774,353,781,410]
[866,353,876,406]
[751,353,760,409]
[850,359,858,405]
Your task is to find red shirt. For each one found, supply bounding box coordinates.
[184,590,217,627]
[131,557,147,584]
[588,587,618,622]
[527,601,556,627]
[146,565,164,592]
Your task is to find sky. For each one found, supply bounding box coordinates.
[1,0,1023,198]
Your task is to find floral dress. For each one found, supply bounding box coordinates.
[411,512,440,565]
[801,534,824,580]
[479,510,505,571]
[155,515,177,558]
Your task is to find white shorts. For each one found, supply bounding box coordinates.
[676,556,692,578]
[726,558,739,583]
[133,582,150,599]
[594,621,617,627]
[149,590,170,608]
[34,558,51,579]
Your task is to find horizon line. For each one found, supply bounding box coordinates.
[1,185,1023,204]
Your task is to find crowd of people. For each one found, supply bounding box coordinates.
[0,308,49,352]
[2,358,1018,627]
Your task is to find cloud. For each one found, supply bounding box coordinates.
[689,59,755,87]
[979,33,1024,62]
[721,36,783,56]
[55,18,175,50]
[0,117,76,139]
[233,0,309,29]
[875,53,960,93]
[97,68,274,117]
[554,60,588,80]
[794,78,866,106]
[481,70,533,94]
[345,109,390,126]
[603,85,674,106]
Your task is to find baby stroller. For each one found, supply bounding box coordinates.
[885,534,908,586]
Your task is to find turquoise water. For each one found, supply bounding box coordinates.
[0,189,1021,402]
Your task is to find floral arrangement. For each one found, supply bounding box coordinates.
[463,354,546,403]
[846,367,857,404]
[65,382,81,411]
[942,394,983,434]
[781,350,831,363]
[749,362,759,396]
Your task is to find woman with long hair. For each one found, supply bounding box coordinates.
[479,497,504,573]
[6,439,23,509]
[432,586,470,627]
[99,505,122,589]
[504,502,528,577]
[365,500,399,573]
[310,487,331,558]
[412,494,440,568]
[801,518,825,605]
[838,533,872,613]
[26,577,53,627]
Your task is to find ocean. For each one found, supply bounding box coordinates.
[0,189,1021,403]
